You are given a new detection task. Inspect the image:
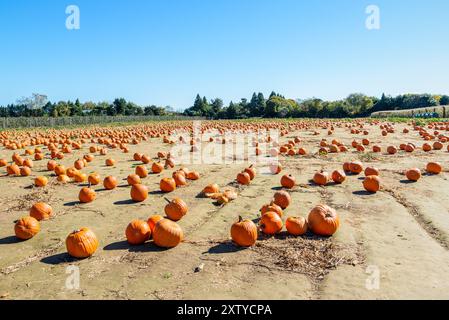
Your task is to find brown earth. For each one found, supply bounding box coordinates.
[0,121,448,300]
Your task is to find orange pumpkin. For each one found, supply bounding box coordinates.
[231,216,258,247]
[160,177,177,193]
[151,162,164,174]
[331,170,346,184]
[147,215,164,233]
[88,173,101,185]
[103,176,118,190]
[285,216,308,236]
[35,176,48,187]
[127,174,141,186]
[130,184,148,202]
[426,162,442,174]
[66,227,99,258]
[364,167,379,176]
[307,204,339,236]
[237,171,251,185]
[313,171,329,186]
[79,187,96,203]
[125,220,151,245]
[405,168,421,181]
[15,216,40,240]
[30,202,53,221]
[164,198,188,221]
[280,174,296,189]
[273,190,291,209]
[259,211,283,235]
[152,219,184,248]
[363,175,381,193]
[260,202,283,218]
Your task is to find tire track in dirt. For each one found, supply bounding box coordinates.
[382,187,449,250]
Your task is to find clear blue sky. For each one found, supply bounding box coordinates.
[1,0,448,110]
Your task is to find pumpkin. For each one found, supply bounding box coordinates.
[269,162,282,174]
[280,174,296,189]
[152,219,184,248]
[237,171,251,185]
[349,161,363,174]
[15,216,40,240]
[23,158,33,168]
[364,167,380,176]
[105,158,115,166]
[66,227,99,258]
[433,141,443,150]
[260,202,283,217]
[331,170,346,184]
[20,166,32,176]
[79,187,96,203]
[231,216,258,247]
[202,183,220,194]
[244,165,256,180]
[74,172,87,183]
[363,175,381,193]
[54,165,66,176]
[88,173,101,185]
[127,174,141,186]
[35,176,48,187]
[160,177,177,193]
[133,153,143,161]
[422,143,432,152]
[152,162,164,174]
[313,171,329,186]
[6,164,20,176]
[307,204,339,236]
[103,176,118,190]
[387,146,398,155]
[405,168,421,181]
[141,154,152,164]
[147,215,164,233]
[130,184,148,202]
[186,171,200,180]
[164,198,188,221]
[426,162,442,174]
[135,165,148,178]
[285,216,308,236]
[74,159,85,170]
[342,162,351,172]
[173,171,187,186]
[0,159,8,167]
[273,190,291,209]
[66,167,78,178]
[125,220,151,245]
[57,174,70,183]
[259,211,283,235]
[30,202,53,221]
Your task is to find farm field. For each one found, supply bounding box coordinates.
[0,119,448,300]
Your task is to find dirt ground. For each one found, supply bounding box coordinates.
[0,120,448,300]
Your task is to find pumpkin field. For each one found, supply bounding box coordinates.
[0,118,448,300]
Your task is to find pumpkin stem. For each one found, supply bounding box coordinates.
[238,215,243,222]
[164,197,171,204]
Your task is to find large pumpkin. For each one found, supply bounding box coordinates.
[231,216,257,247]
[66,227,99,258]
[152,219,184,248]
[79,187,96,203]
[285,216,308,236]
[307,204,339,236]
[160,177,176,193]
[426,162,442,174]
[130,184,149,202]
[363,175,381,193]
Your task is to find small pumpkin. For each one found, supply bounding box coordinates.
[202,183,220,194]
[127,174,141,186]
[349,161,363,174]
[285,216,308,236]
[164,198,188,221]
[331,170,346,184]
[88,173,101,185]
[57,174,70,183]
[280,174,296,189]
[130,184,149,202]
[244,165,256,180]
[237,171,251,185]
[135,165,148,178]
[152,219,184,248]
[79,187,96,203]
[364,167,380,176]
[426,162,442,174]
[125,220,151,245]
[173,171,187,186]
[307,204,339,236]
[260,202,283,218]
[147,215,164,233]
[259,211,283,235]
[151,162,164,174]
[273,190,291,209]
[66,227,99,258]
[20,166,32,176]
[105,158,115,166]
[35,176,48,187]
[186,171,200,180]
[363,175,381,193]
[313,171,329,186]
[103,176,118,190]
[15,216,40,240]
[405,168,421,181]
[30,202,53,221]
[160,177,177,193]
[231,216,258,247]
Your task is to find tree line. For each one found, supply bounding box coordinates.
[1,92,448,119]
[184,92,449,119]
[0,98,173,118]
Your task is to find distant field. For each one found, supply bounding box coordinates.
[371,105,449,118]
[0,115,204,130]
